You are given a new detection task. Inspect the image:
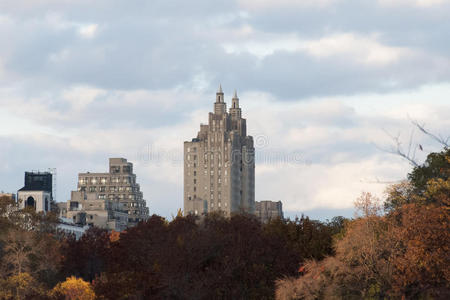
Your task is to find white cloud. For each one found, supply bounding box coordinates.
[223,32,413,66]
[62,85,106,111]
[78,23,98,39]
[301,33,412,66]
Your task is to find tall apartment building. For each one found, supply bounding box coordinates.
[255,200,284,223]
[66,158,149,229]
[184,86,255,216]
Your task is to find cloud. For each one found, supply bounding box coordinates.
[238,0,339,11]
[0,0,449,219]
[78,24,98,39]
[223,32,413,66]
[378,0,450,8]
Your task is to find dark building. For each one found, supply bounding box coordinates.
[17,171,53,213]
[20,172,53,197]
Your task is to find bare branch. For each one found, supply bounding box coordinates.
[411,119,449,148]
[379,128,419,167]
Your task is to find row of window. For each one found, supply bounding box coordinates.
[79,186,137,193]
[187,168,228,176]
[96,194,137,200]
[186,153,230,164]
[78,176,134,185]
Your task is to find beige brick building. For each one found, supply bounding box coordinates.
[65,158,149,230]
[184,86,255,216]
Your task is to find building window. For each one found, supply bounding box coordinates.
[194,179,197,184]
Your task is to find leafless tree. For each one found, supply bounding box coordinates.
[381,119,449,167]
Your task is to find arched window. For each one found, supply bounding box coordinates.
[45,197,49,211]
[26,196,35,208]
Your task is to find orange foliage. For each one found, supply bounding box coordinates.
[109,230,121,243]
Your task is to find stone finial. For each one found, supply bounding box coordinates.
[217,84,223,94]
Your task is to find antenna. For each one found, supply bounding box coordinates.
[48,168,57,202]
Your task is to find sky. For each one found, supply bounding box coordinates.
[0,0,449,220]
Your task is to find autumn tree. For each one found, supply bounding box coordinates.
[50,276,95,300]
[276,148,450,299]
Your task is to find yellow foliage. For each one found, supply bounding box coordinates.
[51,276,95,300]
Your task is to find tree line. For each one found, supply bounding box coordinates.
[0,196,343,299]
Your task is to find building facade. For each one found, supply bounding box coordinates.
[17,172,53,214]
[64,158,149,230]
[255,200,284,223]
[184,86,255,216]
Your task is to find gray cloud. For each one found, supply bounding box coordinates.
[1,0,449,99]
[1,0,449,218]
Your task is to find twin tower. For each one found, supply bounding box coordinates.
[184,85,255,216]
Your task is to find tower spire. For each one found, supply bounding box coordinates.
[216,83,224,104]
[231,89,240,109]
